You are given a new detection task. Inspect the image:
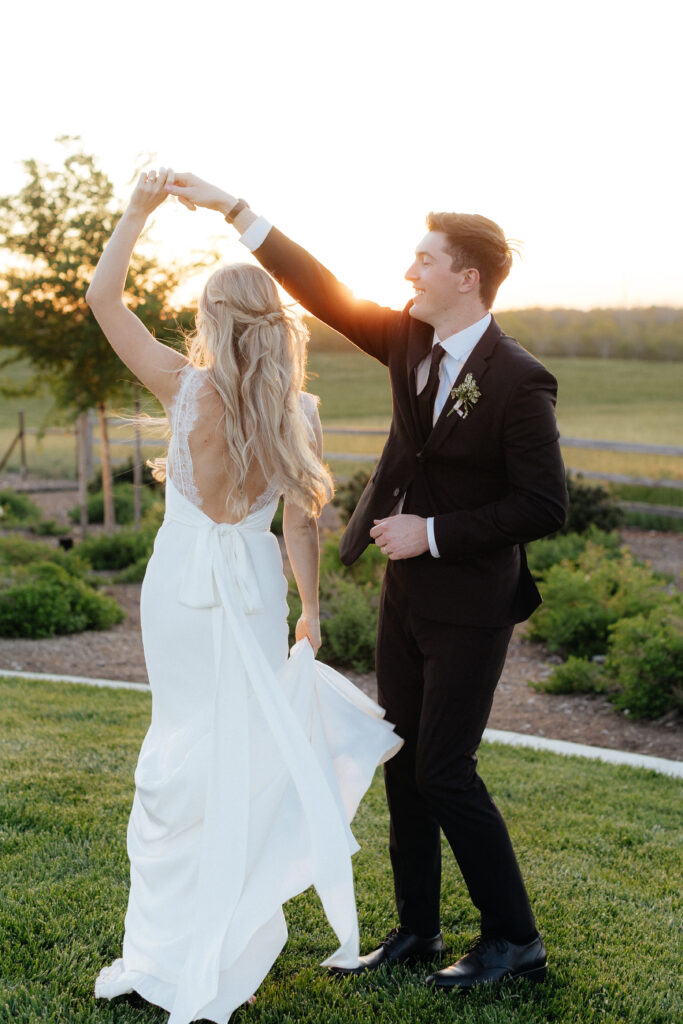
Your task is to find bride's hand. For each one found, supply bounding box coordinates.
[295,614,321,655]
[127,168,173,218]
[164,172,231,213]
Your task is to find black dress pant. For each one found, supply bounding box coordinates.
[376,567,537,943]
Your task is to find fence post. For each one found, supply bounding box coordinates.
[18,410,27,479]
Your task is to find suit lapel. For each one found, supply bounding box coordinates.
[423,317,504,453]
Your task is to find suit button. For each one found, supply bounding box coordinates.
[416,451,425,463]
[393,487,400,497]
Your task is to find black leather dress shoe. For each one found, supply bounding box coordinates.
[328,926,445,976]
[426,934,547,990]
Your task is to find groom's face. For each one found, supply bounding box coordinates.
[405,232,470,327]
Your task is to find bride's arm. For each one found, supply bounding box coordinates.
[284,503,321,654]
[282,409,325,654]
[86,168,187,407]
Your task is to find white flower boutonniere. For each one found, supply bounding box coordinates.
[447,373,481,418]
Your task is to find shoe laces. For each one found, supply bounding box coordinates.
[467,936,509,957]
[381,926,411,952]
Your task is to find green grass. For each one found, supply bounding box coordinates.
[1,675,681,1024]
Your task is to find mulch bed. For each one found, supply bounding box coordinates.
[1,482,681,763]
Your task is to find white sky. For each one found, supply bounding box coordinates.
[2,0,681,310]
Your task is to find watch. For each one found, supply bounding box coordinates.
[224,198,250,224]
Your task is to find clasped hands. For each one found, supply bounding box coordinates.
[127,169,231,218]
[370,515,429,560]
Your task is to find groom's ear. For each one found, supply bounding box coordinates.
[458,267,480,294]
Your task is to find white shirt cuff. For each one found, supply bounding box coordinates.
[239,216,272,252]
[427,517,440,558]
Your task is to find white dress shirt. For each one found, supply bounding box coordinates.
[417,314,491,556]
[239,221,491,559]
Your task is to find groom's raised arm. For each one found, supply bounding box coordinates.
[164,173,401,366]
[242,222,401,367]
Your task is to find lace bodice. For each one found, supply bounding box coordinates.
[167,364,318,516]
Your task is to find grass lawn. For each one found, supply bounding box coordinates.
[1,675,681,1024]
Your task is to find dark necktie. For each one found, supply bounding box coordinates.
[417,343,446,438]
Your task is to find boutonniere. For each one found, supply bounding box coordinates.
[447,373,481,418]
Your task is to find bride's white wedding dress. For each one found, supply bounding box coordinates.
[94,364,402,1024]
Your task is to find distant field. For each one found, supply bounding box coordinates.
[310,352,683,483]
[1,353,681,482]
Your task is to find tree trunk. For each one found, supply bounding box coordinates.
[98,403,116,534]
[133,387,142,529]
[76,413,89,538]
[85,409,94,485]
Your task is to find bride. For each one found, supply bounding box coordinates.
[85,167,402,1024]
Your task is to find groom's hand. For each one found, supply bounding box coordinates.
[370,515,429,560]
[164,172,234,214]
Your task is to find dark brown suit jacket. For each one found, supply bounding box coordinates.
[253,227,568,626]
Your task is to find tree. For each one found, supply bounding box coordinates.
[0,138,200,530]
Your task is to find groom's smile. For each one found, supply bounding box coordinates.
[405,230,479,333]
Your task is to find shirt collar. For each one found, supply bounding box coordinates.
[433,312,492,365]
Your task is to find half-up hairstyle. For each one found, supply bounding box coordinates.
[186,263,333,520]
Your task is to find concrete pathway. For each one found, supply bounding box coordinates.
[2,668,681,780]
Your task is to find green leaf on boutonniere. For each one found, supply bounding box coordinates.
[447,373,481,418]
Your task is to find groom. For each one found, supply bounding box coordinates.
[167,174,568,990]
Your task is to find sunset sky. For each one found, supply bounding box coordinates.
[2,0,681,311]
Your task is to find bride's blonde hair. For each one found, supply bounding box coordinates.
[185,263,333,519]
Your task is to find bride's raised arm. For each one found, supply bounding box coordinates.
[86,168,187,408]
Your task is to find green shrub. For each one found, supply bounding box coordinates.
[286,531,384,668]
[76,528,155,571]
[320,534,385,591]
[0,535,87,577]
[0,562,125,638]
[532,655,605,695]
[321,578,379,672]
[271,498,284,536]
[142,501,165,531]
[563,473,624,534]
[526,526,621,579]
[68,483,159,526]
[604,607,683,719]
[29,518,70,537]
[0,488,41,527]
[528,542,676,658]
[534,607,683,720]
[114,556,152,583]
[286,580,303,645]
[332,470,371,524]
[0,489,72,536]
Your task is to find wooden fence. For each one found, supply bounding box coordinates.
[2,413,682,518]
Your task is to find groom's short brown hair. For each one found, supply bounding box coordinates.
[426,211,517,308]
